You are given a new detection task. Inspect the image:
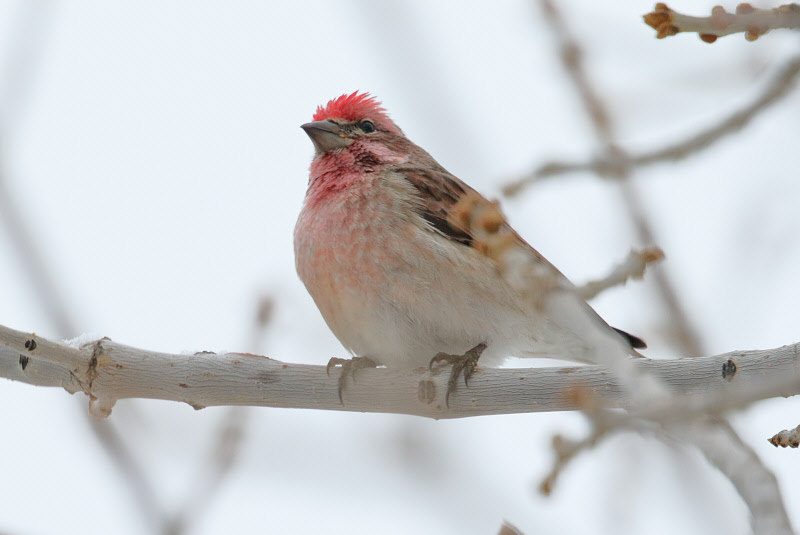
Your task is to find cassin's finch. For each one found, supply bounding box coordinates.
[294,92,644,404]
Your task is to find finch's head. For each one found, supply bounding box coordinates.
[301,92,403,156]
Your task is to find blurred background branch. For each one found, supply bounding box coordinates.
[502,56,800,193]
[0,2,167,532]
[529,0,795,532]
[534,0,702,356]
[574,247,664,301]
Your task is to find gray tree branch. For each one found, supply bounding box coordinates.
[1,323,797,420]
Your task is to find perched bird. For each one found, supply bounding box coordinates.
[294,92,644,404]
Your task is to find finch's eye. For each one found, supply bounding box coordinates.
[360,120,376,134]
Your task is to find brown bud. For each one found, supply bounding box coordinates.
[735,3,754,14]
[710,5,732,29]
[642,247,666,264]
[745,26,761,40]
[474,203,504,234]
[485,233,517,261]
[644,2,684,38]
[450,194,478,228]
[699,33,718,43]
[644,11,667,26]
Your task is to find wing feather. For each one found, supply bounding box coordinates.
[398,166,646,351]
[399,167,558,271]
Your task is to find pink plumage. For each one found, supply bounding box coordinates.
[295,93,645,404]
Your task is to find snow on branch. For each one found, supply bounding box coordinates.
[644,3,800,42]
[1,323,798,420]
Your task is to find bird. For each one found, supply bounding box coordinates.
[294,92,645,405]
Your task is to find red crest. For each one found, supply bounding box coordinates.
[313,92,393,127]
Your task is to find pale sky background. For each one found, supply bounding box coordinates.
[1,1,799,534]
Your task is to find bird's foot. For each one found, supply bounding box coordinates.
[327,356,378,404]
[429,342,487,407]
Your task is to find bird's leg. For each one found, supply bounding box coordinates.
[429,342,487,407]
[326,356,378,405]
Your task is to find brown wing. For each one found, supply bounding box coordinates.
[398,167,474,247]
[399,167,560,273]
[399,167,647,351]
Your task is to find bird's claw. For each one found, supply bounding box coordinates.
[326,356,377,404]
[429,342,487,407]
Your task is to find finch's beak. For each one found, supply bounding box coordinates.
[301,120,352,154]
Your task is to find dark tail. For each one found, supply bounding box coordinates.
[613,327,647,349]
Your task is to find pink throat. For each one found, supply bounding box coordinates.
[305,141,405,204]
[306,151,361,201]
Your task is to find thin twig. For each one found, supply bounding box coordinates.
[536,0,703,357]
[618,181,703,356]
[644,3,800,42]
[533,1,792,529]
[540,407,639,495]
[633,59,800,166]
[502,57,800,194]
[164,297,273,534]
[670,419,794,535]
[768,424,800,448]
[87,418,166,530]
[575,248,664,301]
[163,407,248,535]
[0,0,73,337]
[542,407,796,534]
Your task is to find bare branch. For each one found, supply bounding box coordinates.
[1,323,798,419]
[502,57,800,194]
[542,408,796,533]
[164,407,248,535]
[536,0,617,151]
[632,59,800,166]
[644,3,800,42]
[619,182,704,356]
[575,248,664,301]
[0,1,75,339]
[539,407,639,495]
[86,418,166,529]
[526,5,793,527]
[534,0,705,358]
[769,424,800,448]
[669,419,794,535]
[165,296,271,535]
